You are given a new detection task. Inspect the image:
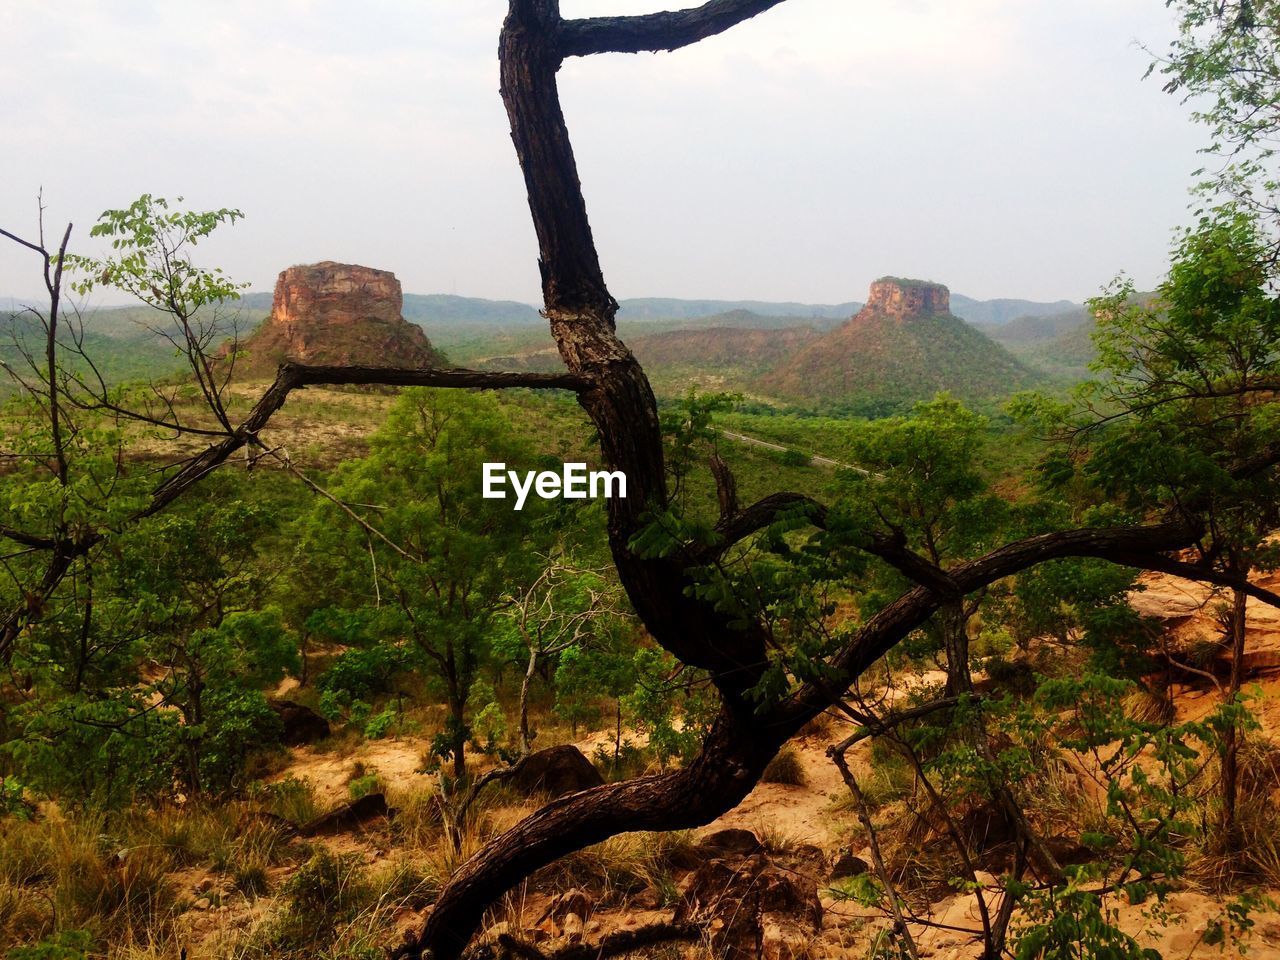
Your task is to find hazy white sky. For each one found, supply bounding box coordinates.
[1,1,1206,305]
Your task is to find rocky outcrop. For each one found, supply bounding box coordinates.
[298,792,390,836]
[675,852,822,960]
[237,262,441,374]
[864,276,950,319]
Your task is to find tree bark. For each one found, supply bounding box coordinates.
[940,602,972,697]
[1219,582,1249,849]
[518,646,538,755]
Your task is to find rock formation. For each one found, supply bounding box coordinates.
[758,276,1039,411]
[863,276,951,319]
[236,261,442,374]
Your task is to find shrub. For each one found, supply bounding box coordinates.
[5,930,92,960]
[348,773,384,801]
[250,776,320,826]
[762,747,807,786]
[363,708,397,741]
[317,646,401,704]
[283,849,369,931]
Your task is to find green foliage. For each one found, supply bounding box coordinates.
[0,778,31,820]
[275,848,370,944]
[5,930,92,960]
[291,388,558,775]
[317,642,404,705]
[1155,1,1280,240]
[69,194,247,313]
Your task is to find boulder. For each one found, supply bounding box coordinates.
[299,792,390,836]
[511,745,604,798]
[538,888,594,926]
[675,853,821,960]
[829,851,870,882]
[958,802,1018,852]
[268,699,330,746]
[695,828,764,860]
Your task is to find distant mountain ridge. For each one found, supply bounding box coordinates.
[949,294,1078,326]
[6,289,1081,332]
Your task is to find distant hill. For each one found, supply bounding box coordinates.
[759,278,1040,412]
[975,306,1091,346]
[624,309,842,334]
[2,283,1081,395]
[950,294,1079,326]
[617,298,861,322]
[5,288,1079,337]
[631,324,822,372]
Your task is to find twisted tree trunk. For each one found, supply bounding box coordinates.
[396,4,1279,957]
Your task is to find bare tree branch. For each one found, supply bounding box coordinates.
[560,0,788,57]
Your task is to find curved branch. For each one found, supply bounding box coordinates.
[146,361,589,515]
[403,709,779,960]
[707,492,958,593]
[407,522,1202,959]
[560,0,788,57]
[711,490,826,548]
[787,522,1200,718]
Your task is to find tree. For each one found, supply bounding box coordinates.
[836,395,1009,695]
[492,554,626,755]
[295,388,555,779]
[1037,208,1280,850]
[1155,0,1280,253]
[118,495,297,796]
[390,4,1280,957]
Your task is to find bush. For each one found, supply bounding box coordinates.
[250,776,320,826]
[282,849,369,932]
[317,646,401,704]
[5,930,92,960]
[762,747,807,786]
[363,708,396,741]
[348,772,384,801]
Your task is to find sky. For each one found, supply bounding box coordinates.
[1,1,1208,307]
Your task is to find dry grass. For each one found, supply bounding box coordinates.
[0,813,181,953]
[538,830,699,905]
[1123,685,1176,726]
[762,747,807,787]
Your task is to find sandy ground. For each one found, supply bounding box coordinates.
[243,565,1280,958]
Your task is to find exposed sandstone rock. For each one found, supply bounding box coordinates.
[828,851,869,882]
[538,888,595,926]
[864,276,950,320]
[238,261,441,373]
[695,828,764,860]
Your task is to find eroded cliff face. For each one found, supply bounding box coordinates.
[864,277,950,321]
[240,261,441,372]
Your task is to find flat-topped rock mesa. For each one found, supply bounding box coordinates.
[238,262,442,372]
[864,277,950,319]
[758,277,1039,410]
